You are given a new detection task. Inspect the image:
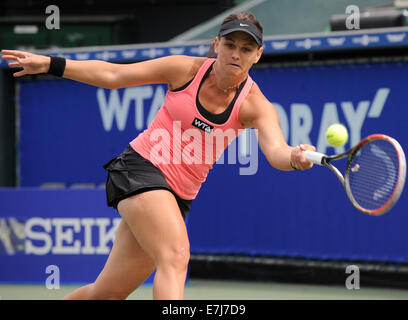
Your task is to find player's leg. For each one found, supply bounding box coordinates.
[117,189,190,300]
[63,219,155,300]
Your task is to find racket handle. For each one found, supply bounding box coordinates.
[304,150,326,165]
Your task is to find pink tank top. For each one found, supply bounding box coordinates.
[130,58,254,199]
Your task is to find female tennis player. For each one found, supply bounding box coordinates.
[2,12,315,300]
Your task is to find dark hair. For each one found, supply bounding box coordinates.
[206,11,263,58]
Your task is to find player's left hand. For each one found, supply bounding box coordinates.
[290,144,316,170]
[1,49,50,77]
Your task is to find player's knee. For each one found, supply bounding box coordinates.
[158,244,190,271]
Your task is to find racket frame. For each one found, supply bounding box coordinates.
[305,134,406,215]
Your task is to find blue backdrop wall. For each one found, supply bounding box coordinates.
[1,60,407,284]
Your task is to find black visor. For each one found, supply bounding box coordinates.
[218,19,263,47]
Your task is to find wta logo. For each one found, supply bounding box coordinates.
[192,117,213,133]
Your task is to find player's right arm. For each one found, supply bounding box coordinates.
[1,49,202,90]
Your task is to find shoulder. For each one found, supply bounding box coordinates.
[239,82,276,128]
[162,55,206,70]
[113,55,209,89]
[163,56,208,90]
[182,56,208,78]
[160,55,207,75]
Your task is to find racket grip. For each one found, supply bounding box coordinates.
[304,150,326,165]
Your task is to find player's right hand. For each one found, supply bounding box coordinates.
[290,144,316,170]
[1,50,50,77]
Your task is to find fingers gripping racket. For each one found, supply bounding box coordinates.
[305,134,406,215]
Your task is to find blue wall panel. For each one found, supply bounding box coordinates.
[7,61,407,279]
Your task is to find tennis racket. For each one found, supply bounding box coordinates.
[305,134,406,215]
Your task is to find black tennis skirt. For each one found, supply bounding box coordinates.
[103,145,192,220]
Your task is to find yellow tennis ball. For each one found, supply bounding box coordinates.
[326,124,348,147]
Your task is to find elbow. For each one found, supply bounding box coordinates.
[97,83,118,90]
[106,83,119,90]
[105,75,120,90]
[104,68,123,90]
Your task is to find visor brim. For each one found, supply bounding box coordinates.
[218,28,263,47]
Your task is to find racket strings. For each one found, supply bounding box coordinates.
[348,140,399,211]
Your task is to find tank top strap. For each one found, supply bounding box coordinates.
[231,75,254,127]
[190,58,216,89]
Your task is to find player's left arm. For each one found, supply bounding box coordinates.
[239,88,315,171]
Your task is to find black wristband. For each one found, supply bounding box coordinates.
[47,56,66,77]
